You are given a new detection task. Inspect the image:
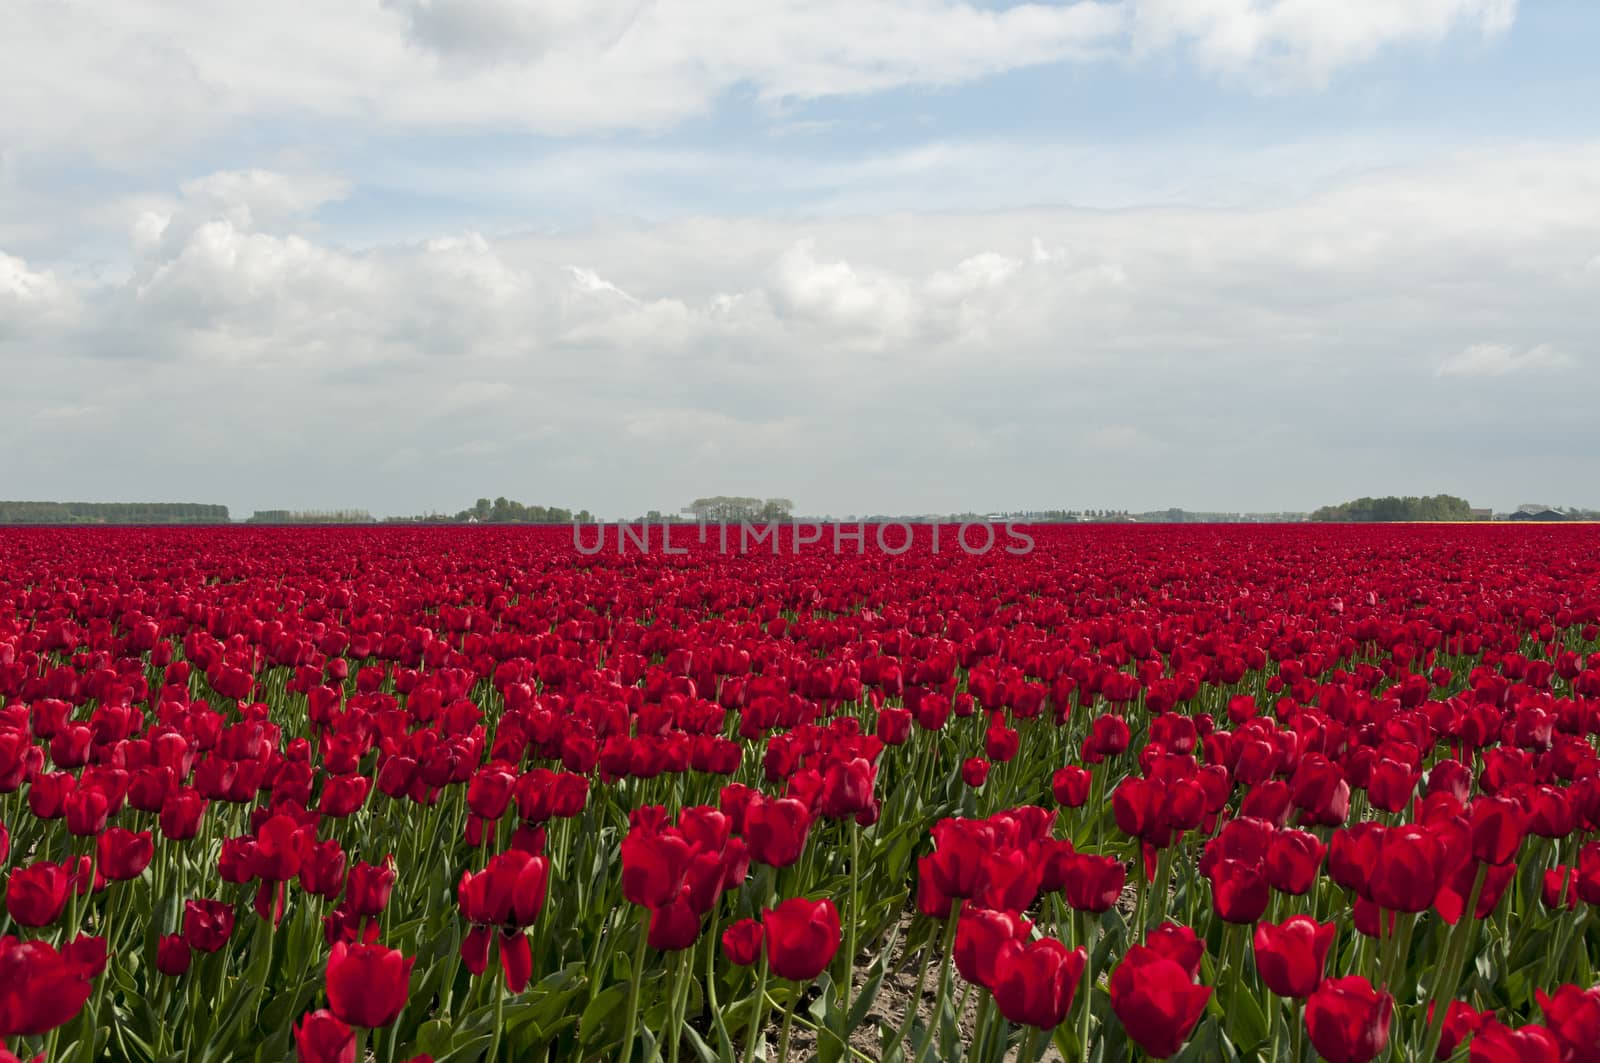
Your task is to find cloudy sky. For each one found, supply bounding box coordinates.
[3,0,1597,519]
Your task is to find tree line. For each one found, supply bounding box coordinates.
[1310,495,1473,522]
[385,498,596,524]
[248,510,375,524]
[0,501,230,524]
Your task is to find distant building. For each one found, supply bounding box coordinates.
[1469,508,1493,521]
[1512,509,1568,522]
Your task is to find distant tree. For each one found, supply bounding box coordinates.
[0,501,228,524]
[685,496,791,522]
[1310,495,1472,522]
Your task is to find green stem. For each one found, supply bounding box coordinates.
[1149,848,1172,933]
[705,903,735,1059]
[778,999,796,1063]
[1020,1025,1042,1063]
[843,818,860,1017]
[967,993,993,1063]
[1419,863,1487,1063]
[915,901,962,1063]
[621,907,651,1063]
[668,948,689,1063]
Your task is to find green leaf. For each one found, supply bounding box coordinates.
[579,982,632,1046]
[416,1018,454,1057]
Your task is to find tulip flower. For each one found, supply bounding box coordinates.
[156,935,192,976]
[1466,1021,1560,1063]
[954,906,1031,990]
[991,938,1086,1029]
[1052,766,1091,807]
[325,941,414,1029]
[345,857,396,916]
[722,919,764,966]
[0,935,95,1038]
[6,861,70,927]
[294,1008,355,1063]
[761,897,840,982]
[97,827,155,881]
[742,795,812,869]
[1306,976,1393,1063]
[1108,945,1212,1058]
[1060,852,1126,913]
[182,899,236,953]
[1253,916,1336,999]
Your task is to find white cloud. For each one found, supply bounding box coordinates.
[0,0,1517,161]
[1130,0,1516,88]
[0,251,74,338]
[0,0,1125,159]
[766,240,921,348]
[1435,342,1575,378]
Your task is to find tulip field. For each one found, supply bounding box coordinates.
[6,523,1600,1063]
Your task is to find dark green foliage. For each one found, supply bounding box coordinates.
[1310,494,1474,522]
[0,500,229,524]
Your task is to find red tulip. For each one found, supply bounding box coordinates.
[1534,985,1600,1062]
[97,827,154,881]
[496,929,533,992]
[762,897,840,981]
[461,850,550,928]
[874,707,912,745]
[1575,842,1600,905]
[1208,858,1270,924]
[1108,945,1212,1058]
[954,906,1030,989]
[1369,825,1445,913]
[1052,766,1091,807]
[1540,866,1578,911]
[0,935,95,1038]
[1468,796,1528,865]
[300,838,348,900]
[992,938,1087,1029]
[319,775,371,818]
[159,788,207,841]
[182,899,236,953]
[156,934,192,976]
[294,1008,355,1063]
[722,919,763,966]
[6,861,70,927]
[251,814,311,881]
[743,795,812,869]
[1431,1000,1492,1060]
[961,757,990,788]
[1061,853,1126,913]
[1145,922,1205,978]
[926,819,993,899]
[345,857,396,916]
[1253,916,1335,999]
[1367,758,1420,814]
[1265,828,1325,895]
[647,892,702,951]
[975,848,1044,912]
[64,787,110,836]
[1306,976,1393,1063]
[325,941,414,1029]
[1467,1021,1560,1063]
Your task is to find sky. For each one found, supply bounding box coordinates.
[2,0,1598,520]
